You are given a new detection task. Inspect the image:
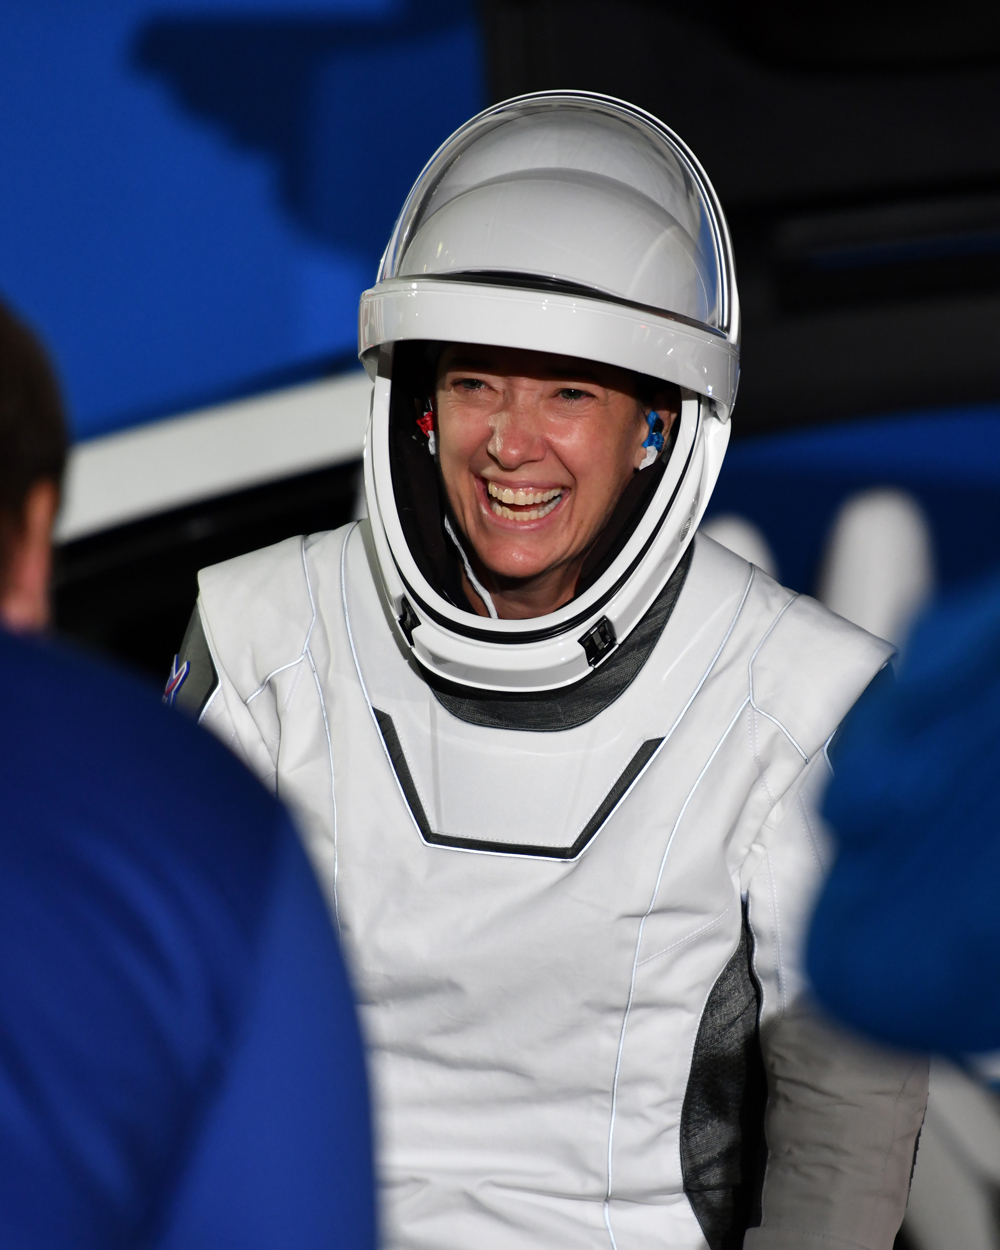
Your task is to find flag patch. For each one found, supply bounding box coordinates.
[163,655,190,707]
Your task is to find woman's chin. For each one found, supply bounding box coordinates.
[473,542,572,588]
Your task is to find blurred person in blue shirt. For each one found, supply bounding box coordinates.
[0,299,65,633]
[0,298,376,1248]
[808,573,1000,1061]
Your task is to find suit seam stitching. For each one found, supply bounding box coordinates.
[637,896,737,968]
[747,595,809,762]
[603,566,756,1249]
[339,523,429,850]
[765,847,785,1014]
[244,544,319,705]
[301,536,340,933]
[604,694,750,1244]
[797,783,825,874]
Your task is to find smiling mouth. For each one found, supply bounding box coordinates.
[485,480,564,522]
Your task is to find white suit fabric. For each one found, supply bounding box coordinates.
[191,524,926,1250]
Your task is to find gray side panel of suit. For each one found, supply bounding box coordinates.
[681,907,768,1250]
[175,608,219,720]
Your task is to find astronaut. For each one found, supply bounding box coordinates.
[172,94,927,1249]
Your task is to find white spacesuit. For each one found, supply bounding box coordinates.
[174,94,927,1250]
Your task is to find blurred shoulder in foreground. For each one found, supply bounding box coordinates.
[0,299,66,633]
[0,626,374,1249]
[808,572,1000,1057]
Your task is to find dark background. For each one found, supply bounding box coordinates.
[484,0,1000,433]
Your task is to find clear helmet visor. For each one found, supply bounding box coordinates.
[379,93,734,338]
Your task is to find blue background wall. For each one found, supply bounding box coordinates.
[707,405,1000,594]
[0,0,483,439]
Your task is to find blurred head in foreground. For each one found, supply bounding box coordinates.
[0,299,377,1238]
[0,299,67,631]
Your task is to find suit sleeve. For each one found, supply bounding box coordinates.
[743,752,928,1250]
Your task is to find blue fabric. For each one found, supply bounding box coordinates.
[0,628,374,1248]
[807,574,1000,1054]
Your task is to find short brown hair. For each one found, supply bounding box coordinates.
[0,299,67,540]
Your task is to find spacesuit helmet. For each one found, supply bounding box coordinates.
[358,91,740,694]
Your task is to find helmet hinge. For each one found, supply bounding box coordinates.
[579,616,617,667]
[398,598,420,646]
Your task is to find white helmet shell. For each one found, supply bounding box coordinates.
[358,91,739,693]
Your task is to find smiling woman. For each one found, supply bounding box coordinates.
[434,344,679,618]
[177,92,926,1250]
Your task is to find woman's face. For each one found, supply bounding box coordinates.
[435,343,674,619]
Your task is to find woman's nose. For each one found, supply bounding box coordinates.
[488,402,544,467]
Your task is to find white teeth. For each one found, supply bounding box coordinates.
[489,496,561,522]
[486,481,562,506]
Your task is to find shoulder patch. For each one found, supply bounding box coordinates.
[165,608,219,719]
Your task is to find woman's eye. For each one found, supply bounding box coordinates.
[558,388,589,401]
[458,378,486,392]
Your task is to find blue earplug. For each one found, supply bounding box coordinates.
[643,409,664,453]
